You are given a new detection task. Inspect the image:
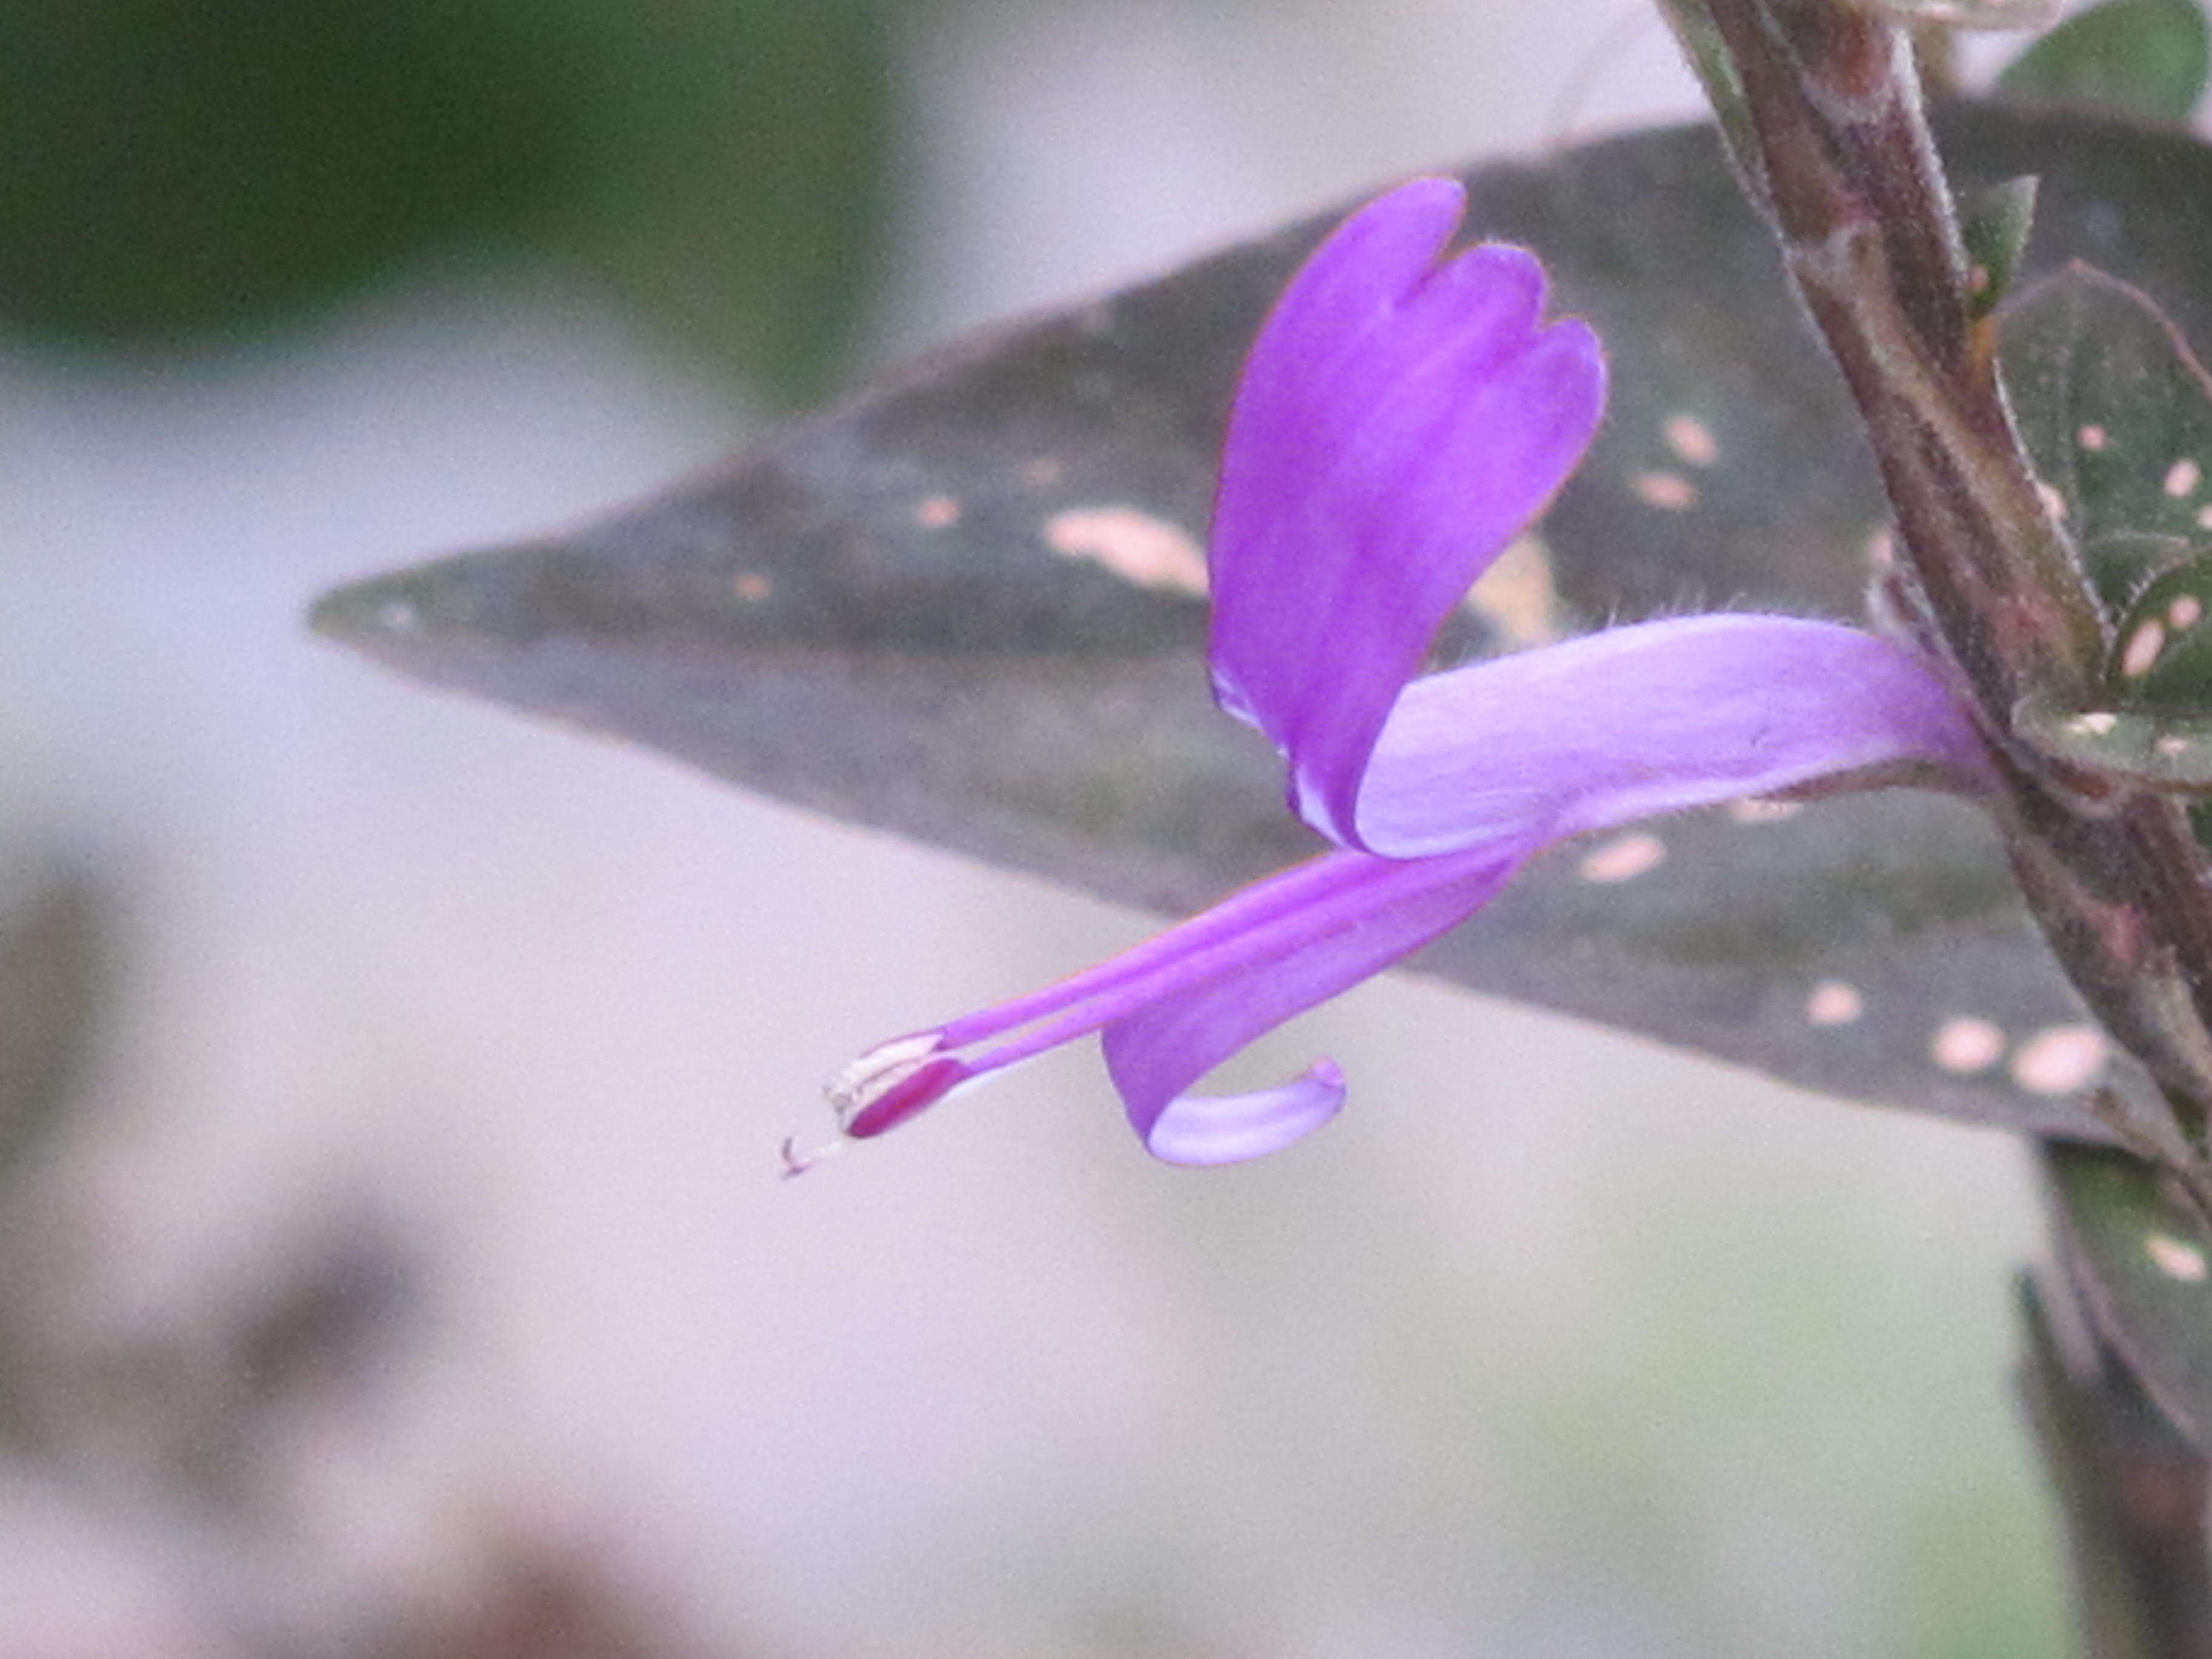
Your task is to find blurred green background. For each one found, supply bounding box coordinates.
[0,0,893,400]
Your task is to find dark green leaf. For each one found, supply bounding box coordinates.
[1963,175,2040,319]
[1998,269,2212,813]
[314,106,2212,1145]
[1997,0,2211,124]
[2110,552,2212,705]
[2045,1142,2212,1447]
[2077,532,2196,615]
[2000,266,2212,595]
[2016,694,2212,788]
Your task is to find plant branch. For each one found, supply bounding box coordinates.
[1666,0,2212,1168]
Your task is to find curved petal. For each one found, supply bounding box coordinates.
[1345,614,1988,857]
[1207,178,1607,846]
[1104,846,1520,1164]
[1125,1061,1349,1171]
[830,845,1520,1155]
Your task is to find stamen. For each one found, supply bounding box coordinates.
[825,1032,944,1122]
[779,1135,846,1179]
[843,1056,970,1139]
[816,848,1518,1149]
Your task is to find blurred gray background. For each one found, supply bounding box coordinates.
[0,3,2070,1656]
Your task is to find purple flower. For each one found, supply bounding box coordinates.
[817,178,1989,1168]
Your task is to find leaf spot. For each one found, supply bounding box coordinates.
[1662,414,1718,468]
[1931,1016,2005,1075]
[1044,506,1208,597]
[2172,595,2205,631]
[1805,979,1863,1027]
[1577,831,1667,883]
[2009,1024,2108,1095]
[916,495,963,529]
[374,598,421,633]
[2068,711,2119,736]
[2159,734,2194,757]
[732,571,773,603]
[2168,459,2204,499]
[1865,528,1897,571]
[2146,1233,2209,1282]
[2037,481,2068,521]
[1461,534,1561,647]
[1727,797,1804,825]
[2079,423,2109,452]
[1631,471,1697,511]
[2122,620,2168,679]
[2197,503,2212,531]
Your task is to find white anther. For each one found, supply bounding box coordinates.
[825,1033,945,1124]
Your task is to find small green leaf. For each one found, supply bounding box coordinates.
[2000,266,2212,586]
[2049,551,2212,806]
[2045,1141,2212,1446]
[2108,553,2212,704]
[1963,175,2040,320]
[2016,693,2212,788]
[2079,531,2195,614]
[1997,0,2211,125]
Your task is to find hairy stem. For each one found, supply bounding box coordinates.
[1668,0,2212,1170]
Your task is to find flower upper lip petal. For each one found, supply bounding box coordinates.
[1205,178,1608,850]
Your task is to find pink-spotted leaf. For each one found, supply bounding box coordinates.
[312,106,2212,1144]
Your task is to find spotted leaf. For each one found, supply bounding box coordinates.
[2108,551,2212,705]
[2017,694,2212,788]
[2045,1141,2212,1446]
[2002,266,2212,602]
[312,106,2212,1144]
